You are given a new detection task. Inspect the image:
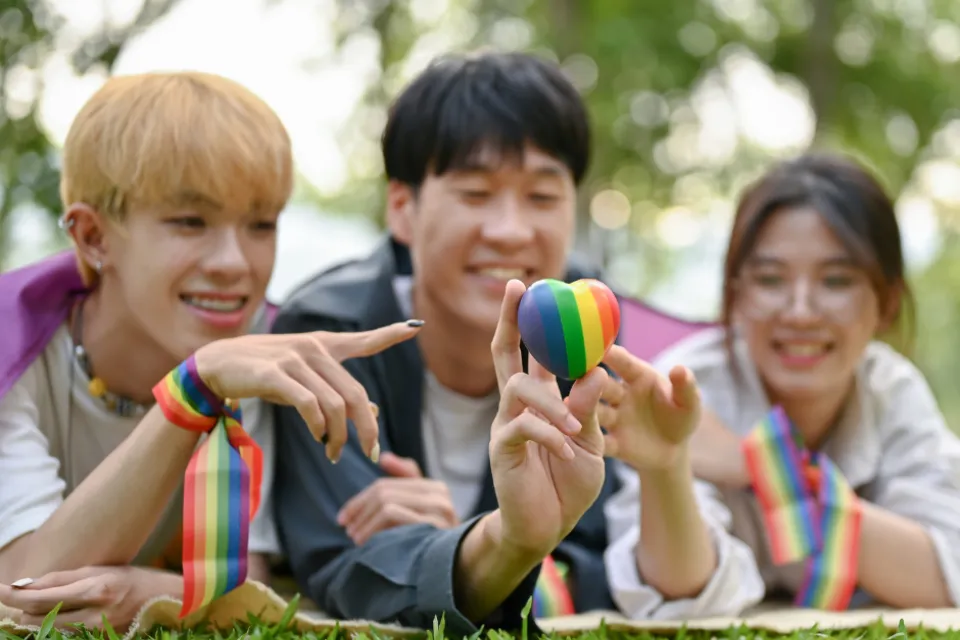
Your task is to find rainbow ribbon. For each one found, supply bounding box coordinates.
[795,453,862,610]
[153,356,263,618]
[741,406,820,564]
[532,555,575,618]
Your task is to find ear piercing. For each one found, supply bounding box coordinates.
[58,215,75,230]
[94,260,102,273]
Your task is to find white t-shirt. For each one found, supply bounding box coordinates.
[420,370,498,520]
[392,275,496,519]
[0,323,280,566]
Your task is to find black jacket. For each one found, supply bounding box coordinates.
[271,237,622,635]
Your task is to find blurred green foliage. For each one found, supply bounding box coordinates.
[4,0,960,427]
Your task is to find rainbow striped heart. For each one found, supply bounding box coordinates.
[517,278,621,380]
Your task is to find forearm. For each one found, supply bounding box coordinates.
[454,511,543,622]
[16,407,200,576]
[634,451,717,600]
[856,501,953,607]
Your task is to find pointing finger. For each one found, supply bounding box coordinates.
[324,320,424,361]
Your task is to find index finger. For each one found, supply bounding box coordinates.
[324,320,424,361]
[27,567,102,589]
[602,345,654,384]
[1,578,101,614]
[491,279,526,390]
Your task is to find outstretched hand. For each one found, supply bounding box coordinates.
[487,279,608,556]
[599,346,701,472]
[193,320,423,462]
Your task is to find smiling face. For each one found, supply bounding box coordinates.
[732,206,885,403]
[387,143,576,333]
[95,199,278,360]
[59,71,293,363]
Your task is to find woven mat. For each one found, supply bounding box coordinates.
[3,580,960,637]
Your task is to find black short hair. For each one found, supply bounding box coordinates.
[382,51,591,188]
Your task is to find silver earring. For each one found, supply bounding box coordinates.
[95,261,102,273]
[58,215,74,230]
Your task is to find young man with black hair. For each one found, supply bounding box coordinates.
[271,52,762,635]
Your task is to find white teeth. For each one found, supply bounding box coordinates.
[183,296,245,312]
[781,344,825,357]
[477,268,526,280]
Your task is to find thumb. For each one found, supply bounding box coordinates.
[324,320,424,361]
[379,451,423,478]
[565,367,608,431]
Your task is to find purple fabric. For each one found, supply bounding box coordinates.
[0,250,88,402]
[0,250,711,404]
[0,250,280,404]
[616,295,715,362]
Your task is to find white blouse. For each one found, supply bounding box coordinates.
[602,326,960,619]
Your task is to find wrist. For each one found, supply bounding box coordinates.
[636,444,692,485]
[455,512,545,622]
[473,511,547,569]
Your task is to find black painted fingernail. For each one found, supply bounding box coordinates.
[320,433,329,445]
[406,319,425,327]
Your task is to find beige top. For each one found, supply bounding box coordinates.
[0,323,279,566]
[604,326,960,619]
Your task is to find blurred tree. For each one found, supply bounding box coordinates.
[313,0,960,286]
[311,0,960,428]
[0,0,181,259]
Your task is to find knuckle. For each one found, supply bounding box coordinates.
[371,480,391,502]
[327,395,347,419]
[504,373,525,395]
[343,383,369,410]
[383,503,403,523]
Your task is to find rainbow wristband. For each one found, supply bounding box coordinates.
[742,407,820,564]
[153,356,263,618]
[795,453,862,610]
[153,355,225,433]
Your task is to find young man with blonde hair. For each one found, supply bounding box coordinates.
[0,71,421,630]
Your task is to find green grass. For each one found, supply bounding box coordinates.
[6,599,960,640]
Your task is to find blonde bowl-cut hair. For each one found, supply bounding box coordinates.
[60,70,294,286]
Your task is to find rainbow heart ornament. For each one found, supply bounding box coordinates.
[517,278,621,380]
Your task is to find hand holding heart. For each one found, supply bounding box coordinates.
[488,279,608,557]
[516,277,701,472]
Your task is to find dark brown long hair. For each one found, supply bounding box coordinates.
[721,152,915,358]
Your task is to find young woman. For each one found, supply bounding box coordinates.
[0,71,421,630]
[606,152,960,618]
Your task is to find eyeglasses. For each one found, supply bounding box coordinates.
[733,271,873,321]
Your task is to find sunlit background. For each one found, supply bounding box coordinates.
[4,0,960,423]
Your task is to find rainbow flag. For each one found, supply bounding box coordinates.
[795,453,862,610]
[742,407,820,564]
[179,402,263,618]
[532,555,575,618]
